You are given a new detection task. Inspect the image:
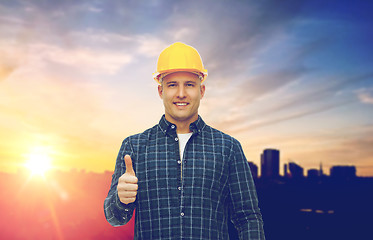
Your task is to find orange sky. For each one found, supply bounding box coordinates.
[1,1,373,176]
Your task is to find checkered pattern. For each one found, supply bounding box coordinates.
[104,115,265,239]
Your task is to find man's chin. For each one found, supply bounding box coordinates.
[167,113,197,123]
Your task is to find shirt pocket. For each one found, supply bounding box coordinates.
[192,152,228,192]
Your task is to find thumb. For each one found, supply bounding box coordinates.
[124,155,136,176]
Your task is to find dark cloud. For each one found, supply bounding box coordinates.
[255,72,373,117]
[236,67,306,104]
[228,99,357,134]
[210,72,373,133]
[0,0,338,74]
[174,0,306,78]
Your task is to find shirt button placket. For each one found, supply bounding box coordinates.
[172,124,184,221]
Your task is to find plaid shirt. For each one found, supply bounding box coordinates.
[104,115,265,239]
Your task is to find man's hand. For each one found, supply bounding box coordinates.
[117,155,138,205]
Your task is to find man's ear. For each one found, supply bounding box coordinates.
[200,84,206,99]
[158,85,163,99]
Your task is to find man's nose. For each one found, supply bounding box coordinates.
[177,85,186,98]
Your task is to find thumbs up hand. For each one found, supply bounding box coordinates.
[117,155,138,205]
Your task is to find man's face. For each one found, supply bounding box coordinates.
[158,72,205,125]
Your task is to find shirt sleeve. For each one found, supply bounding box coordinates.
[228,139,265,240]
[104,138,137,226]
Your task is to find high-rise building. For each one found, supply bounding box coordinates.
[248,161,258,179]
[319,162,324,176]
[260,149,280,178]
[284,163,289,178]
[288,162,304,179]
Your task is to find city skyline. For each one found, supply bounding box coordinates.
[14,146,363,179]
[250,148,359,178]
[2,163,371,239]
[1,0,373,176]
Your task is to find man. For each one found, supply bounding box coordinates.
[104,42,265,239]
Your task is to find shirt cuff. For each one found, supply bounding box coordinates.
[115,189,136,213]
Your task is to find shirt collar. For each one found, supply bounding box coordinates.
[158,114,206,136]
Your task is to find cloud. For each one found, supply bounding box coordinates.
[205,1,302,73]
[357,88,373,104]
[0,60,18,81]
[304,127,373,173]
[230,99,356,134]
[0,40,133,76]
[1,0,372,175]
[0,0,306,78]
[237,68,305,103]
[87,6,102,13]
[257,72,373,116]
[200,66,306,130]
[0,26,167,77]
[31,43,133,75]
[240,123,373,176]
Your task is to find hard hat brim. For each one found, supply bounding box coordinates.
[153,69,208,84]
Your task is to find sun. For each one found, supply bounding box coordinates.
[24,152,53,176]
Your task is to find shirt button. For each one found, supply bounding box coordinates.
[171,125,175,129]
[175,137,179,141]
[124,208,129,212]
[177,160,181,164]
[180,212,184,216]
[178,186,181,191]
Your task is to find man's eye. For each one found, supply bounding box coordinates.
[168,84,176,87]
[186,84,194,87]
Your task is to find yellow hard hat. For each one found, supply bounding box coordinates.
[153,42,208,84]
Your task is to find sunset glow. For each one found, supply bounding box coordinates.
[24,151,53,176]
[0,0,372,177]
[0,1,372,240]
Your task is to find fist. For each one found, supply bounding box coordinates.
[117,155,138,205]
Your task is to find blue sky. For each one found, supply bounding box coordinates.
[1,0,373,175]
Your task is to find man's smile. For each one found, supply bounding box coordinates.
[174,102,189,106]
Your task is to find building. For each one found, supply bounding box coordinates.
[319,162,324,177]
[330,165,356,180]
[248,161,258,179]
[260,149,280,179]
[284,164,289,178]
[307,169,320,179]
[288,162,304,179]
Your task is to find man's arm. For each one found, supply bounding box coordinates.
[104,138,136,226]
[228,139,265,240]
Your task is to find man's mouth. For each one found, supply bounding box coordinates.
[174,102,188,106]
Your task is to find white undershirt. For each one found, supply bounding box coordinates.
[177,133,193,180]
[177,133,193,161]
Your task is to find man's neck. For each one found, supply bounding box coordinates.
[175,122,192,134]
[164,115,198,134]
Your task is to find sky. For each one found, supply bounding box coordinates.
[1,0,373,176]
